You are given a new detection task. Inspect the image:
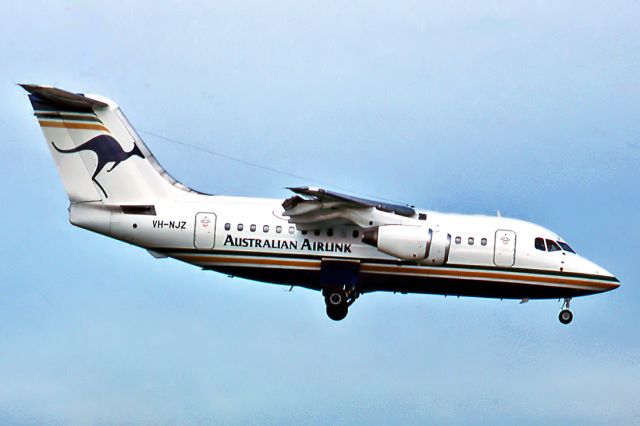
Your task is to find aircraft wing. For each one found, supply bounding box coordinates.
[282,187,416,230]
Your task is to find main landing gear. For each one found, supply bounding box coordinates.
[323,288,359,321]
[559,297,573,325]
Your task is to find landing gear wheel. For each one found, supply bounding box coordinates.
[559,309,573,325]
[328,291,344,307]
[326,305,348,321]
[324,290,352,321]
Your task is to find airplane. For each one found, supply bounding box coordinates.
[20,83,620,324]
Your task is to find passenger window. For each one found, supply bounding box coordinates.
[237,224,244,231]
[455,236,461,244]
[546,239,561,252]
[314,230,320,236]
[263,225,269,233]
[481,238,487,246]
[327,228,333,237]
[276,226,282,233]
[250,224,256,232]
[224,223,230,231]
[353,230,359,238]
[535,237,546,251]
[302,230,308,235]
[289,226,295,234]
[468,237,474,245]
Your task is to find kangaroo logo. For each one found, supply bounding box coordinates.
[52,134,145,198]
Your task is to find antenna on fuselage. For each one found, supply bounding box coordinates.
[497,210,502,217]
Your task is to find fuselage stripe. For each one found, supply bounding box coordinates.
[359,264,616,288]
[179,254,320,269]
[153,247,619,282]
[169,253,617,291]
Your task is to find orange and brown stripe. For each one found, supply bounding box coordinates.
[171,253,618,291]
[180,254,319,269]
[359,264,618,290]
[35,110,109,132]
[37,120,109,132]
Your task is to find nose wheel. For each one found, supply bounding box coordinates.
[559,298,573,325]
[324,288,358,321]
[559,309,573,324]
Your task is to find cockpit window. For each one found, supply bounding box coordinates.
[536,236,575,253]
[558,241,575,253]
[546,239,561,252]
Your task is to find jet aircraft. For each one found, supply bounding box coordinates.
[21,84,620,323]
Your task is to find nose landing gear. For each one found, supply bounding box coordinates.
[324,288,359,321]
[559,297,573,325]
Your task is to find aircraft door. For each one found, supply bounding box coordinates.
[194,212,217,249]
[494,229,516,267]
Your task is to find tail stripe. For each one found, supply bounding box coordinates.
[35,112,103,123]
[37,120,109,132]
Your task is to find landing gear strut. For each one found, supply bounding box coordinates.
[324,288,359,321]
[559,297,573,325]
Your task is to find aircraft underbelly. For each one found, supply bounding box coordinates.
[202,264,599,299]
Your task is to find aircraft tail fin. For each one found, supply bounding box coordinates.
[21,84,201,204]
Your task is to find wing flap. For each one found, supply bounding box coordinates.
[282,187,416,230]
[286,187,415,217]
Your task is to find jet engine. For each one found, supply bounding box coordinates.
[362,225,451,265]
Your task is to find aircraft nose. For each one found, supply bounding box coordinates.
[602,274,621,292]
[569,255,620,290]
[611,277,621,288]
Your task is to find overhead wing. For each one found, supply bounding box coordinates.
[282,187,416,230]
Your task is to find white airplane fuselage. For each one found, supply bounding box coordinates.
[73,194,618,301]
[22,84,619,323]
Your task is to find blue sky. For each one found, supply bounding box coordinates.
[1,1,639,424]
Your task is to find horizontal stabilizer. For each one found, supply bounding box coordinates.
[20,84,108,110]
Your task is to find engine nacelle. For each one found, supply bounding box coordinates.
[362,225,451,265]
[421,229,451,265]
